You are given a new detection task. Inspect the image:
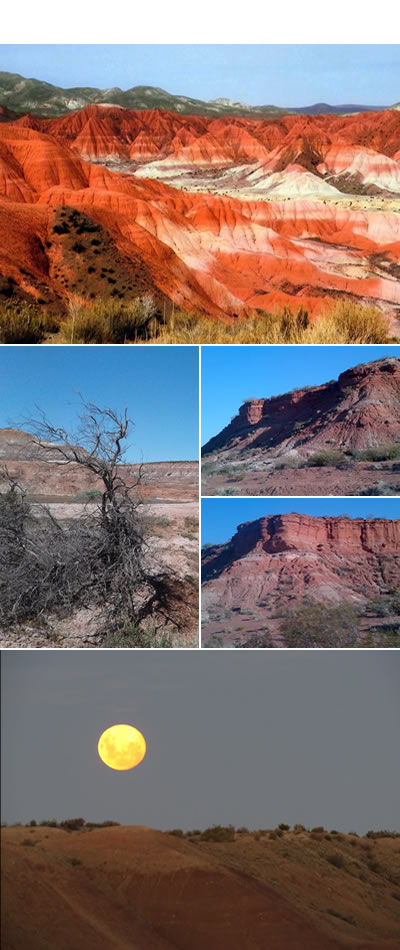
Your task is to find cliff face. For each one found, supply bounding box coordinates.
[202,358,400,457]
[202,514,400,634]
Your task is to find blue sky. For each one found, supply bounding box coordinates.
[202,498,400,546]
[0,346,198,462]
[201,345,400,445]
[1,45,398,107]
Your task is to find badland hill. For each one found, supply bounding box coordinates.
[0,103,399,324]
[202,357,400,496]
[201,513,400,646]
[2,823,400,949]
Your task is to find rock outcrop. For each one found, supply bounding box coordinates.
[202,357,400,458]
[202,513,400,641]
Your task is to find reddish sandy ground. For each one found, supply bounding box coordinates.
[202,460,400,497]
[2,825,400,950]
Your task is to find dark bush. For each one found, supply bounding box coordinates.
[200,825,235,843]
[327,853,346,869]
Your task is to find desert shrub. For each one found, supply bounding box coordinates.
[72,488,103,503]
[307,450,346,467]
[67,857,82,866]
[103,623,175,649]
[21,839,36,847]
[278,823,290,831]
[60,818,85,832]
[365,829,400,839]
[294,824,305,833]
[357,482,398,496]
[0,302,58,344]
[311,826,325,833]
[60,295,158,344]
[168,829,185,838]
[200,825,235,843]
[311,302,390,345]
[327,852,346,869]
[148,301,390,345]
[362,626,400,648]
[280,602,360,648]
[0,407,192,643]
[355,443,400,462]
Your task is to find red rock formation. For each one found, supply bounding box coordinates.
[202,513,400,638]
[0,106,399,317]
[202,357,400,457]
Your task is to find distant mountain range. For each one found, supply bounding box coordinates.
[0,71,394,118]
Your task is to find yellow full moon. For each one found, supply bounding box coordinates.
[98,724,146,771]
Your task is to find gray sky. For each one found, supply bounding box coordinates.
[2,651,399,834]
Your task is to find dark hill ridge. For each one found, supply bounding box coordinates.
[201,513,400,645]
[202,357,400,459]
[0,71,391,119]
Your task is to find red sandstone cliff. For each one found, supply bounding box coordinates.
[202,513,400,639]
[202,357,400,458]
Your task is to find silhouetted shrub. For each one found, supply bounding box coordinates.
[200,825,235,842]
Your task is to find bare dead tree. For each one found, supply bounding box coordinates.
[0,401,195,639]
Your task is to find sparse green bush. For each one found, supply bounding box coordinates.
[280,602,360,649]
[278,823,290,831]
[103,622,175,649]
[359,443,400,462]
[307,450,346,467]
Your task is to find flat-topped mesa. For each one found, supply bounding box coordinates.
[202,358,400,456]
[232,514,400,558]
